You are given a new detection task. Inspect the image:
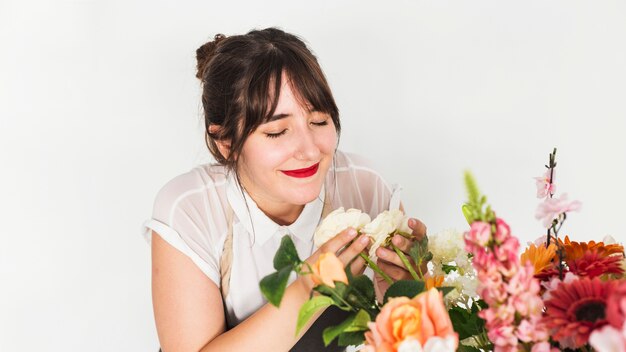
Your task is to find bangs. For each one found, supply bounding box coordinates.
[242,46,340,134]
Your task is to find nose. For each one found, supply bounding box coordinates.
[294,125,321,161]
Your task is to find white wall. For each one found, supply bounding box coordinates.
[1,0,625,350]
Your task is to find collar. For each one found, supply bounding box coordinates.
[226,172,325,247]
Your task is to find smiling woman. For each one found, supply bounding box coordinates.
[142,27,425,352]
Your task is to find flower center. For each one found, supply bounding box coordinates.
[573,299,606,323]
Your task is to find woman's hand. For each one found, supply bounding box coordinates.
[373,218,428,299]
[301,227,371,292]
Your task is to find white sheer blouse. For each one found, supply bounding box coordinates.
[142,150,401,327]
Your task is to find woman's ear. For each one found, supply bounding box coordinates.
[208,124,231,159]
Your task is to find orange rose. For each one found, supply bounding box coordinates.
[310,253,348,288]
[364,288,458,351]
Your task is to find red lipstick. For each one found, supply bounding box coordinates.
[281,163,319,178]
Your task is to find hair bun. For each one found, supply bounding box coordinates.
[196,33,227,80]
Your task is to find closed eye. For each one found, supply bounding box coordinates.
[265,129,287,139]
[311,120,329,127]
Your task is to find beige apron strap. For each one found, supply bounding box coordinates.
[321,189,333,219]
[219,206,235,299]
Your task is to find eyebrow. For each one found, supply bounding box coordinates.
[267,113,290,122]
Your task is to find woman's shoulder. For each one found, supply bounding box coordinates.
[152,163,230,222]
[329,150,400,216]
[333,150,387,179]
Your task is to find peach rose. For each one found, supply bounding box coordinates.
[363,288,458,352]
[310,253,348,288]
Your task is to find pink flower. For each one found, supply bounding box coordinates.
[493,237,520,264]
[467,221,492,246]
[541,272,578,300]
[493,218,511,243]
[516,319,535,342]
[589,324,626,352]
[607,280,626,329]
[531,341,558,352]
[487,325,517,349]
[535,169,556,199]
[534,193,581,228]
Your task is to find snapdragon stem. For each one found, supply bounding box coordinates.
[359,252,393,285]
[391,244,421,281]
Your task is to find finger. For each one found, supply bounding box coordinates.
[408,218,427,240]
[318,227,359,254]
[391,234,412,253]
[337,234,370,265]
[349,255,366,275]
[377,260,413,281]
[376,246,409,269]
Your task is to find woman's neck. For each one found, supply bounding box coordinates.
[261,202,305,226]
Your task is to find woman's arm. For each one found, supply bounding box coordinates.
[151,228,369,352]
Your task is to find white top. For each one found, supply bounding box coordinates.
[142,150,401,327]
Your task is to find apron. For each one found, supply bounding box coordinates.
[219,192,350,352]
[158,192,350,351]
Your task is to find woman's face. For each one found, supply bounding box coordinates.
[237,75,338,214]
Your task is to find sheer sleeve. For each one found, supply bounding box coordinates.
[329,151,403,218]
[142,169,225,287]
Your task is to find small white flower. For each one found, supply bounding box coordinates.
[603,235,618,245]
[423,336,457,352]
[428,229,465,264]
[398,338,423,352]
[314,207,371,248]
[361,209,409,258]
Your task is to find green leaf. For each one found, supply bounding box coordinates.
[448,305,487,340]
[383,280,425,304]
[441,263,457,274]
[464,171,481,207]
[322,310,370,347]
[475,299,488,310]
[314,282,350,310]
[337,330,366,347]
[344,309,371,332]
[436,286,455,297]
[349,275,375,304]
[461,204,474,225]
[295,296,334,336]
[457,344,481,352]
[259,266,292,307]
[322,313,356,346]
[409,236,432,266]
[273,235,301,270]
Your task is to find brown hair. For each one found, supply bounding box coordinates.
[195,27,340,170]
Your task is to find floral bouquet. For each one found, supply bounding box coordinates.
[259,148,626,351]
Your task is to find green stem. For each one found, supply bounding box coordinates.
[392,243,421,281]
[360,252,393,284]
[328,288,355,312]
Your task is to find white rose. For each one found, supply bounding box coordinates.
[361,209,409,258]
[313,207,371,248]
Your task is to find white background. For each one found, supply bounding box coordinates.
[1,0,625,350]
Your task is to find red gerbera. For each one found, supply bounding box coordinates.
[567,250,625,278]
[543,277,619,349]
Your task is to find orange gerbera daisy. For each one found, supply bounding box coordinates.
[543,277,619,349]
[559,236,624,261]
[520,243,558,279]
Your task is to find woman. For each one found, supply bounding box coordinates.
[143,27,426,351]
